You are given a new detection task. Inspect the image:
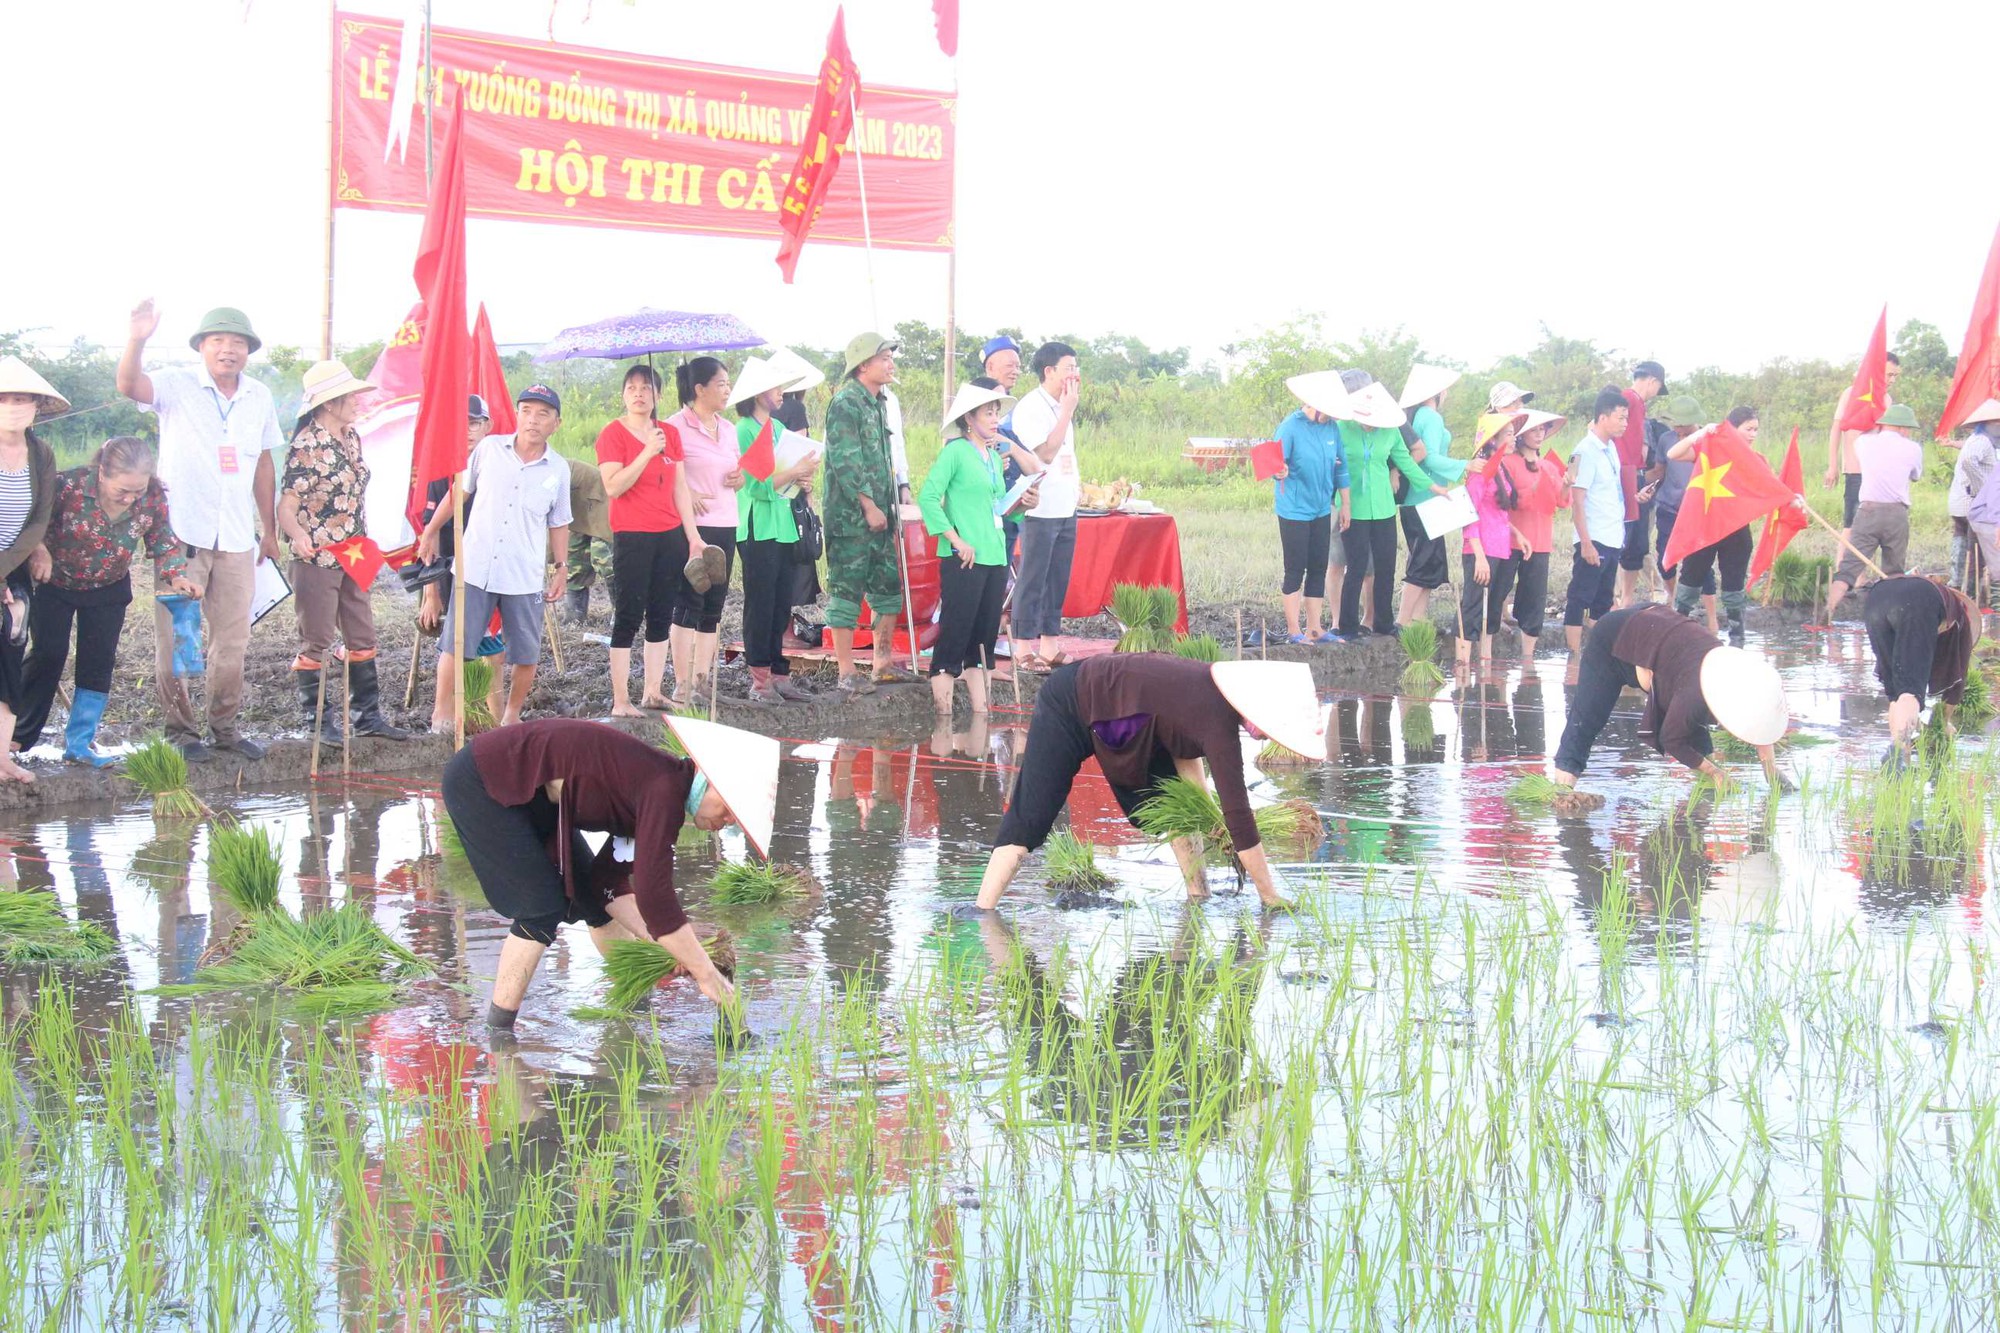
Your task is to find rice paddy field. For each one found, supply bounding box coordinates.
[0,624,1996,1331]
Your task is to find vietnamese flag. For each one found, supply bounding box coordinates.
[1749,426,1810,582]
[1836,307,1891,434]
[775,8,858,284]
[1938,221,2000,440]
[1250,439,1285,481]
[932,0,959,56]
[471,303,515,435]
[328,535,388,589]
[1661,421,1799,571]
[739,418,777,482]
[406,92,471,534]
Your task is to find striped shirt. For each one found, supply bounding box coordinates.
[0,466,32,549]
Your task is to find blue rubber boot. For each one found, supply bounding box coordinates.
[63,689,116,768]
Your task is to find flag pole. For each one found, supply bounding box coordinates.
[848,85,878,330]
[1798,499,1886,582]
[941,61,959,401]
[422,0,434,188]
[321,0,338,360]
[452,487,466,749]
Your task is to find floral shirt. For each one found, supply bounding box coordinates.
[45,466,187,592]
[282,421,370,570]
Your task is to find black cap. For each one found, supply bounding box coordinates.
[1338,368,1375,393]
[1632,360,1667,388]
[516,384,562,414]
[467,394,489,421]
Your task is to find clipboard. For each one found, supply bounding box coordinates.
[1000,472,1041,515]
[250,558,292,626]
[772,434,822,499]
[1415,486,1479,540]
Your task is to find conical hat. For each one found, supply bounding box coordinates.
[1398,363,1461,409]
[1474,410,1529,451]
[666,715,779,859]
[730,356,806,407]
[1284,370,1352,420]
[941,381,1016,429]
[764,346,826,394]
[1345,382,1407,430]
[0,356,70,414]
[1961,397,2000,427]
[1697,647,1789,747]
[1208,661,1326,761]
[1518,409,1567,436]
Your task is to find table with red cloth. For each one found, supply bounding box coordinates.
[1063,511,1189,634]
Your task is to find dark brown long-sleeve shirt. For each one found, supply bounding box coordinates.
[1073,654,1260,850]
[1611,606,1720,771]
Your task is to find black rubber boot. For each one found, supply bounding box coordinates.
[347,659,412,740]
[295,668,341,741]
[566,586,591,623]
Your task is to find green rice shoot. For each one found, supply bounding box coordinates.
[708,860,816,906]
[1171,632,1224,662]
[1132,778,1322,857]
[207,819,282,916]
[461,657,498,733]
[1044,831,1111,890]
[1401,701,1436,751]
[0,890,119,965]
[601,928,737,1009]
[122,736,209,819]
[1112,582,1179,653]
[153,902,424,1010]
[1399,621,1446,691]
[1505,774,1568,808]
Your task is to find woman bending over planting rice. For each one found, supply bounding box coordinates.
[1861,575,1981,763]
[443,716,777,1027]
[975,656,1323,910]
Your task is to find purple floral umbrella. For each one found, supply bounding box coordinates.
[534,308,765,362]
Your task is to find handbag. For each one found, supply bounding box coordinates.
[790,493,823,564]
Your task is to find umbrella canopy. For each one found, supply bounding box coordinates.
[534,308,765,362]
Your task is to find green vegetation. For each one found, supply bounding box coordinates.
[601,929,737,1009]
[1044,831,1111,891]
[207,819,282,916]
[460,657,498,733]
[122,736,208,819]
[1171,632,1224,662]
[707,860,816,906]
[0,890,118,965]
[1505,773,1568,808]
[1111,583,1180,653]
[1132,777,1323,857]
[156,904,425,1016]
[1399,621,1445,692]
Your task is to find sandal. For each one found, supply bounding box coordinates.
[1014,654,1050,674]
[1042,650,1075,668]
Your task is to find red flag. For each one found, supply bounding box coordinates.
[327,535,388,589]
[1836,306,1890,434]
[1661,421,1799,571]
[407,93,472,534]
[932,0,959,56]
[739,418,777,482]
[1249,439,1284,481]
[1749,426,1810,582]
[1938,221,2000,439]
[471,303,515,435]
[775,8,859,284]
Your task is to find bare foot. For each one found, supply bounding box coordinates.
[611,702,647,718]
[639,694,670,710]
[0,758,36,785]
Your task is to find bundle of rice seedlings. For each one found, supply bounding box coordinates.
[1111,583,1177,653]
[208,819,282,916]
[1257,737,1314,767]
[1957,666,1994,725]
[154,902,424,1012]
[1401,702,1437,752]
[708,860,818,906]
[0,890,119,966]
[461,657,498,733]
[123,737,210,819]
[1044,831,1111,890]
[1148,587,1181,634]
[1713,729,1837,761]
[1132,778,1321,857]
[1171,633,1224,662]
[1768,551,1831,607]
[1256,798,1325,854]
[601,927,738,1009]
[1505,774,1568,809]
[1399,621,1445,692]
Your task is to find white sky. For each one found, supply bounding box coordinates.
[8,0,2000,374]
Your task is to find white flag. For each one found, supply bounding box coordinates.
[383,1,422,164]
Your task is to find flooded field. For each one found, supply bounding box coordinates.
[1,625,1996,1330]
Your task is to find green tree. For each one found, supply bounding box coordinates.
[1893,319,1954,379]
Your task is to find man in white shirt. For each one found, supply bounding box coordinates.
[420,384,572,728]
[1825,403,1924,621]
[1562,387,1632,654]
[1008,341,1082,667]
[117,300,282,762]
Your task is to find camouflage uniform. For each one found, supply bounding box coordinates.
[822,377,902,629]
[564,456,613,601]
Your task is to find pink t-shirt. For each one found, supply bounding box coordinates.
[1856,430,1923,506]
[670,406,739,528]
[1464,466,1513,559]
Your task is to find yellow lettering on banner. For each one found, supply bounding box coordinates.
[745,168,778,213]
[360,47,390,100]
[552,140,607,207]
[716,167,747,209]
[634,161,703,206]
[516,148,554,194]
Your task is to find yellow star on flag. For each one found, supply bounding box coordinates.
[337,542,363,566]
[1687,453,1735,511]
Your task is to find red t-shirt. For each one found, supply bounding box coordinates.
[594,418,684,533]
[1616,388,1649,520]
[1499,452,1567,555]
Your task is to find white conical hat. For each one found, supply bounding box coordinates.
[730,356,806,407]
[666,715,779,859]
[764,346,826,394]
[1345,381,1408,430]
[1698,647,1789,747]
[941,381,1016,429]
[0,356,70,414]
[1284,371,1352,420]
[1962,397,2000,427]
[1397,363,1461,409]
[1518,408,1568,436]
[1209,660,1326,761]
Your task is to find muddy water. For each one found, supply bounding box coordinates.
[2,624,1996,1329]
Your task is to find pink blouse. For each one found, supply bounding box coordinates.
[1464,466,1513,559]
[670,406,739,528]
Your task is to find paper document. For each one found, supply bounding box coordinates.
[250,558,292,626]
[1001,472,1041,514]
[772,434,823,498]
[1415,486,1479,540]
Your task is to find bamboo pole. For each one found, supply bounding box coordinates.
[341,653,352,777]
[708,634,721,721]
[848,84,879,330]
[403,618,422,709]
[320,0,338,361]
[309,663,328,779]
[452,487,465,748]
[1801,499,1885,583]
[544,590,566,674]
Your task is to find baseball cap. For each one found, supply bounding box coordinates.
[467,393,490,421]
[517,384,561,413]
[1633,360,1667,388]
[981,335,1022,362]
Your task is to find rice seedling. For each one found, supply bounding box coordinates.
[1044,831,1111,891]
[155,903,425,1014]
[707,860,818,906]
[1398,620,1445,692]
[122,736,210,819]
[1504,773,1567,808]
[1713,729,1836,761]
[1401,700,1436,751]
[461,656,498,733]
[599,928,738,1009]
[1170,632,1224,662]
[1955,664,1994,725]
[1256,737,1313,767]
[1131,777,1321,857]
[0,889,119,964]
[1111,582,1178,653]
[1767,549,1832,606]
[207,819,282,916]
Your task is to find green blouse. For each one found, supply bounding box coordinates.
[1339,421,1434,521]
[918,435,1008,566]
[735,415,797,543]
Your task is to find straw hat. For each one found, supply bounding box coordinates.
[1697,647,1789,748]
[1961,397,2000,427]
[765,346,826,394]
[941,381,1016,429]
[1285,371,1352,420]
[0,356,70,415]
[297,360,377,416]
[730,356,805,408]
[1398,363,1461,410]
[666,715,779,859]
[1487,380,1535,411]
[1344,382,1407,430]
[1518,408,1567,437]
[1474,410,1528,451]
[1209,661,1326,762]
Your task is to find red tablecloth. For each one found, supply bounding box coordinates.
[1063,512,1189,634]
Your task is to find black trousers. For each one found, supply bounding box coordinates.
[1865,577,1945,705]
[1554,605,1645,777]
[673,525,736,633]
[1563,543,1621,628]
[15,578,131,749]
[737,535,796,673]
[610,528,687,649]
[1338,517,1399,634]
[442,747,608,943]
[1511,551,1551,638]
[994,663,1175,850]
[932,560,1007,677]
[1400,506,1450,590]
[1460,554,1519,638]
[1673,524,1753,596]
[1278,514,1331,597]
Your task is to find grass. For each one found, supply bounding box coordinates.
[708,861,817,906]
[1044,831,1111,890]
[0,890,119,965]
[600,929,738,1009]
[122,736,209,819]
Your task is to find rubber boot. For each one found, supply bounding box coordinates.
[566,586,591,623]
[62,688,115,768]
[1722,590,1748,646]
[347,659,413,740]
[1672,583,1702,619]
[295,666,341,741]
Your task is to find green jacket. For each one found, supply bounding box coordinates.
[1340,422,1433,521]
[735,415,797,543]
[823,378,895,541]
[918,435,1007,566]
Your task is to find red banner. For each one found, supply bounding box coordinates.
[776,8,858,283]
[332,11,954,253]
